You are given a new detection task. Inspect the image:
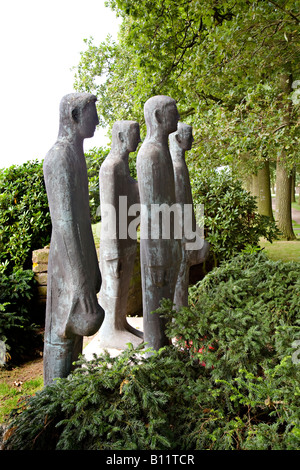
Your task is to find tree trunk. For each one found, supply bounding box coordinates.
[237,152,253,193]
[252,160,274,219]
[291,166,296,203]
[275,156,296,239]
[274,72,296,240]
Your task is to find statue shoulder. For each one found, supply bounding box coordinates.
[100,154,124,178]
[137,140,161,166]
[43,141,75,184]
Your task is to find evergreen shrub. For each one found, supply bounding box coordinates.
[162,251,300,380]
[0,160,51,272]
[0,160,51,361]
[0,265,43,364]
[0,161,51,272]
[3,253,300,450]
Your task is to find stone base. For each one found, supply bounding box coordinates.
[83,316,143,361]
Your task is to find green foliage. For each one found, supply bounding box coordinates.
[0,160,50,362]
[3,346,187,450]
[0,265,43,364]
[191,168,280,266]
[74,0,300,174]
[73,0,300,242]
[0,161,51,272]
[3,253,300,450]
[162,251,300,379]
[74,34,142,129]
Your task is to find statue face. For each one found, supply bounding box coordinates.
[178,127,194,150]
[127,125,141,153]
[78,101,99,139]
[164,101,180,134]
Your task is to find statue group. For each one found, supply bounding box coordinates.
[43,93,209,386]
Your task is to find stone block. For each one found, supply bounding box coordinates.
[34,273,48,286]
[33,263,48,273]
[32,248,50,264]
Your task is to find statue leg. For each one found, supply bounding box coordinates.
[97,254,143,349]
[43,273,84,386]
[142,265,177,351]
[43,332,83,386]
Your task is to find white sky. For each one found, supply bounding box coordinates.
[0,0,121,169]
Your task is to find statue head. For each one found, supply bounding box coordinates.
[111,120,141,154]
[170,122,194,152]
[144,95,180,137]
[58,93,99,140]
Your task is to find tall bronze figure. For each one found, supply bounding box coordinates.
[43,93,104,386]
[98,120,143,348]
[169,122,209,309]
[136,96,182,351]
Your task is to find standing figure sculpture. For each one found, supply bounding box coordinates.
[136,95,182,351]
[43,93,104,386]
[98,121,143,349]
[169,122,210,309]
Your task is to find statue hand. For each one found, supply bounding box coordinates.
[65,290,104,337]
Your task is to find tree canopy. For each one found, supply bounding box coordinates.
[74,0,300,238]
[74,0,299,166]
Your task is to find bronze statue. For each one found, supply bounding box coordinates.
[136,96,182,351]
[97,120,143,348]
[169,122,209,309]
[43,93,104,386]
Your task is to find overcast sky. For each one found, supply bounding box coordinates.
[0,0,121,169]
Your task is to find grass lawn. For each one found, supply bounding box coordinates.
[260,199,300,261]
[259,238,300,262]
[0,360,43,425]
[0,378,43,424]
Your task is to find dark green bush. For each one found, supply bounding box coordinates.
[190,169,280,268]
[0,160,50,361]
[163,251,300,380]
[0,265,43,364]
[3,345,190,450]
[0,160,51,272]
[3,253,300,450]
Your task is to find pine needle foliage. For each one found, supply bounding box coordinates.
[3,345,197,450]
[162,251,300,381]
[3,253,300,450]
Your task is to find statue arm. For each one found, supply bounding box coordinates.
[99,163,124,261]
[44,148,104,337]
[44,148,95,290]
[137,147,168,266]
